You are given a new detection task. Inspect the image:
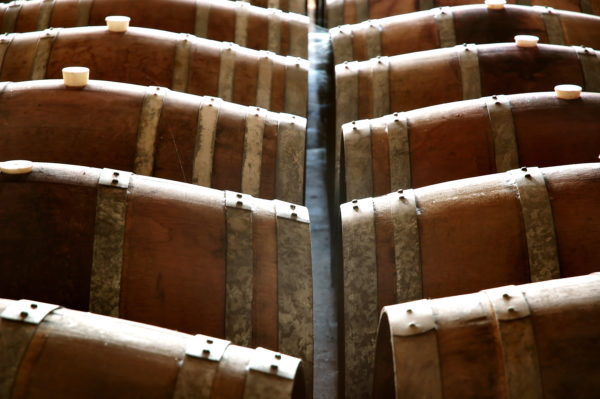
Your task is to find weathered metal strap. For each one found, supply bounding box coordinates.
[133,86,166,175]
[256,52,273,110]
[457,43,481,100]
[173,335,231,399]
[2,2,21,33]
[330,26,353,64]
[326,0,344,28]
[90,169,131,317]
[388,189,422,302]
[31,28,59,80]
[172,35,191,92]
[1,300,60,325]
[244,348,300,399]
[386,113,411,191]
[371,56,390,117]
[336,62,359,206]
[75,0,93,26]
[575,46,600,92]
[267,9,282,55]
[484,286,543,398]
[218,43,236,103]
[364,22,382,60]
[580,0,593,13]
[288,16,308,59]
[274,200,312,394]
[419,0,435,11]
[194,0,210,37]
[284,57,308,117]
[0,34,14,73]
[511,167,561,281]
[234,1,249,48]
[241,107,266,198]
[341,197,378,399]
[343,120,373,201]
[536,7,565,45]
[225,191,254,347]
[275,114,305,204]
[192,97,221,187]
[486,95,519,172]
[434,7,456,48]
[36,0,55,31]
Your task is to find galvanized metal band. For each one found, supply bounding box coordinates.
[288,16,308,59]
[288,0,305,15]
[244,348,299,399]
[2,2,21,33]
[268,9,282,55]
[355,0,368,22]
[575,46,600,92]
[371,56,389,119]
[0,34,14,73]
[385,113,411,191]
[387,300,435,337]
[194,0,210,37]
[511,167,561,282]
[133,86,166,175]
[192,97,221,187]
[275,114,305,204]
[234,1,249,48]
[172,35,191,92]
[1,300,60,325]
[274,201,313,394]
[31,28,58,80]
[341,197,378,399]
[241,107,266,198]
[580,0,593,13]
[284,57,308,117]
[75,0,93,26]
[364,22,382,60]
[486,95,519,172]
[326,0,344,28]
[256,52,273,110]
[90,169,131,317]
[457,43,481,100]
[330,26,353,64]
[225,191,254,347]
[36,0,55,31]
[343,120,373,201]
[538,7,565,46]
[387,189,422,301]
[434,7,456,48]
[218,44,236,102]
[419,0,435,11]
[484,286,543,398]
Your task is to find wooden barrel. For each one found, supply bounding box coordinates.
[326,0,600,27]
[0,161,313,396]
[0,26,309,117]
[0,297,305,399]
[0,0,309,58]
[340,163,600,399]
[342,91,600,201]
[374,273,600,398]
[331,4,600,63]
[0,79,306,204]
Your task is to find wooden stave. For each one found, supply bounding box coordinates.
[0,297,305,399]
[374,273,600,398]
[341,91,600,201]
[0,0,309,58]
[0,162,313,397]
[340,163,600,399]
[0,26,309,117]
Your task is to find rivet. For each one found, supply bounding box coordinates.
[271,364,279,370]
[236,201,243,207]
[397,189,403,193]
[351,199,358,203]
[508,307,516,312]
[408,322,416,328]
[399,194,405,199]
[393,112,399,117]
[521,167,527,171]
[20,311,28,318]
[113,172,119,177]
[584,48,590,54]
[30,303,38,309]
[353,205,359,211]
[291,212,298,218]
[492,95,497,100]
[290,204,296,209]
[524,173,531,178]
[207,339,213,344]
[111,179,119,184]
[236,193,242,198]
[502,293,510,300]
[275,353,282,360]
[406,308,412,314]
[203,349,210,354]
[352,126,357,130]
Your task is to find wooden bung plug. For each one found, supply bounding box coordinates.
[62,66,89,87]
[106,16,130,32]
[514,35,539,48]
[555,84,582,100]
[0,160,33,174]
[485,0,506,10]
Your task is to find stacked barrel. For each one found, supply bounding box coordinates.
[327,0,600,397]
[0,0,312,398]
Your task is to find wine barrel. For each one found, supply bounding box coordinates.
[0,26,309,117]
[374,273,600,398]
[0,298,305,399]
[0,79,306,204]
[340,163,600,399]
[326,0,600,27]
[0,0,309,58]
[0,161,313,396]
[342,90,600,201]
[331,4,600,63]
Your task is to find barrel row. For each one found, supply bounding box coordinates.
[331,4,600,63]
[0,26,309,116]
[342,91,600,200]
[0,0,309,58]
[375,273,600,398]
[340,163,600,398]
[326,0,600,27]
[0,79,306,204]
[0,162,313,395]
[0,298,305,399]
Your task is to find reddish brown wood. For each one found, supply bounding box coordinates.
[259,117,279,200]
[211,105,246,194]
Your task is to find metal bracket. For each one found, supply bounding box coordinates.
[274,200,309,223]
[387,299,436,337]
[1,299,59,325]
[185,334,230,362]
[485,285,531,321]
[225,190,254,211]
[248,347,300,380]
[98,168,132,189]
